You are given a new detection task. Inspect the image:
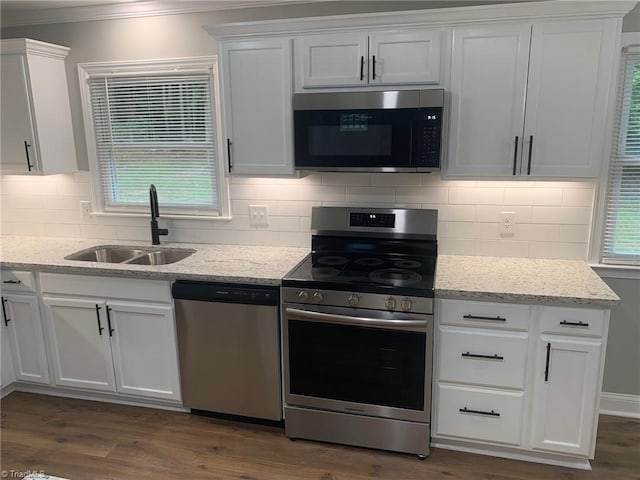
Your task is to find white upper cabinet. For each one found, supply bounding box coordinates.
[446,18,618,179]
[0,39,77,174]
[220,37,294,175]
[295,29,442,90]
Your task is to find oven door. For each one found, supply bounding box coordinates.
[283,303,433,423]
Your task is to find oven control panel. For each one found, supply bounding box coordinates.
[350,212,395,228]
[284,288,433,315]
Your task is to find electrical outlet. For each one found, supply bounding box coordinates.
[249,205,269,227]
[500,211,516,236]
[80,201,91,221]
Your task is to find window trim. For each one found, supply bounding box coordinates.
[77,56,230,219]
[590,32,640,271]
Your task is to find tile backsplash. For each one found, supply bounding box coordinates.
[0,171,595,260]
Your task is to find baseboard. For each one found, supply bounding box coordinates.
[600,392,640,418]
[1,382,17,399]
[5,382,188,412]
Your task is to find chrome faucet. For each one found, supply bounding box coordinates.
[149,184,168,245]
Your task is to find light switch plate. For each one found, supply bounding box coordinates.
[249,205,269,227]
[80,201,91,221]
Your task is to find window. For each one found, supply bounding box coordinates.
[602,47,640,265]
[78,58,227,216]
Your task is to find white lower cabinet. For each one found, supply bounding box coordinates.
[434,299,609,467]
[40,273,181,403]
[1,271,50,386]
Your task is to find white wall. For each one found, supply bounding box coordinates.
[0,171,595,259]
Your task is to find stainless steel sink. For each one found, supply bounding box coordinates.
[125,249,195,265]
[65,245,196,265]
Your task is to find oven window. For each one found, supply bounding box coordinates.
[288,320,426,410]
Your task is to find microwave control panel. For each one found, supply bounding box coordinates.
[418,107,442,168]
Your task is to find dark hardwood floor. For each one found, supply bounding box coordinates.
[1,392,638,479]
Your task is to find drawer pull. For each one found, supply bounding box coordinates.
[461,352,504,361]
[559,320,589,327]
[459,407,500,417]
[3,280,22,284]
[1,297,10,326]
[463,314,506,322]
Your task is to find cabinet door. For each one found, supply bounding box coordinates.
[107,301,181,401]
[42,297,115,392]
[221,38,294,175]
[0,54,37,173]
[523,19,617,178]
[2,294,49,384]
[530,336,602,456]
[1,318,15,389]
[369,30,441,85]
[299,33,368,88]
[447,24,531,177]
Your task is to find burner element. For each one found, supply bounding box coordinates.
[394,259,422,269]
[355,257,385,267]
[312,267,340,279]
[317,255,348,266]
[369,268,422,287]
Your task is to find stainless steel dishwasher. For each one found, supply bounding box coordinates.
[172,280,282,422]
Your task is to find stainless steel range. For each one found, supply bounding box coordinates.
[281,206,437,458]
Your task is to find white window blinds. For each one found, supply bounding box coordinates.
[603,48,640,265]
[88,71,219,214]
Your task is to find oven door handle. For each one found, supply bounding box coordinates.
[285,307,426,330]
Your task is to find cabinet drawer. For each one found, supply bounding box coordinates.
[540,306,606,338]
[435,383,524,445]
[40,273,171,303]
[438,327,528,389]
[1,270,36,293]
[439,299,530,331]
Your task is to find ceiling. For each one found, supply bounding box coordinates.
[0,0,538,28]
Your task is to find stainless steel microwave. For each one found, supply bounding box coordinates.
[293,89,443,173]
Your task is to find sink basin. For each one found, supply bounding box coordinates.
[65,245,196,265]
[125,250,195,266]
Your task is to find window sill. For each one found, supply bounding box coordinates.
[90,211,232,221]
[590,263,640,280]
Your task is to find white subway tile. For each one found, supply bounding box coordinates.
[79,224,119,240]
[232,199,278,216]
[266,216,300,232]
[371,173,422,186]
[475,205,532,223]
[529,242,588,260]
[229,184,255,200]
[322,172,370,186]
[516,224,560,242]
[43,195,81,211]
[347,187,396,204]
[115,226,149,241]
[300,216,312,232]
[38,223,82,238]
[531,206,592,225]
[438,238,478,255]
[396,187,448,204]
[3,194,45,210]
[446,222,478,239]
[298,185,346,202]
[558,224,591,243]
[449,187,504,205]
[438,204,475,222]
[475,240,530,258]
[276,200,319,216]
[253,184,299,201]
[562,187,594,206]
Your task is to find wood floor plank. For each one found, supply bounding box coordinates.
[1,392,638,480]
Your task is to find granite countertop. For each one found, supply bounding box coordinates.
[435,255,620,306]
[0,236,620,305]
[0,236,309,286]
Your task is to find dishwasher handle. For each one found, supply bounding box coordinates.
[172,280,279,306]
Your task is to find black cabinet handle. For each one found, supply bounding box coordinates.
[461,352,504,360]
[560,320,589,327]
[463,314,506,322]
[512,136,519,175]
[459,407,500,417]
[106,306,114,337]
[1,298,10,327]
[544,342,551,382]
[95,304,104,335]
[226,138,233,173]
[3,280,21,284]
[527,135,533,175]
[24,141,34,172]
[372,55,376,80]
[360,56,364,81]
